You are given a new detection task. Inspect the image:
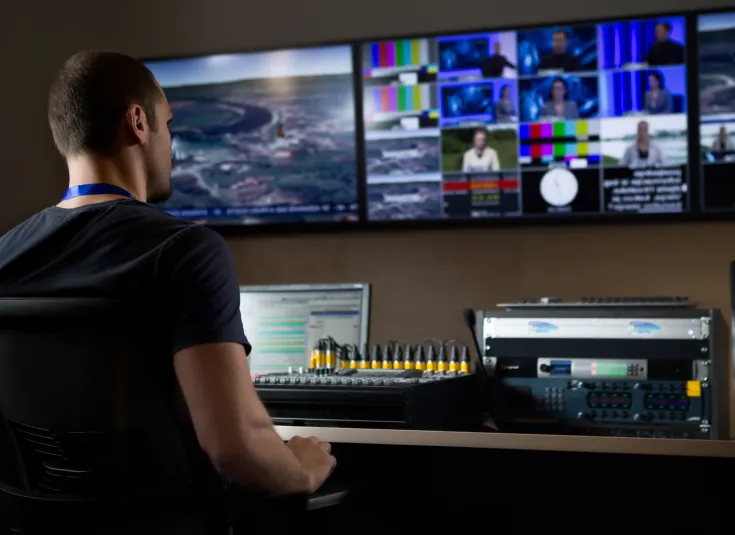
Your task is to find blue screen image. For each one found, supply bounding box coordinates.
[598,17,686,69]
[440,81,495,121]
[518,75,599,122]
[439,36,490,71]
[598,66,687,117]
[517,25,598,76]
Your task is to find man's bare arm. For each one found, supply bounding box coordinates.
[174,342,310,494]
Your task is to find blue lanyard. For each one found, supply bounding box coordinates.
[62,183,135,201]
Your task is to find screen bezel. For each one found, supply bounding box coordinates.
[238,282,371,348]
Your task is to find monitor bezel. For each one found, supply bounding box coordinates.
[238,282,372,349]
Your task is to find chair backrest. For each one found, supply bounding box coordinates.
[0,298,193,498]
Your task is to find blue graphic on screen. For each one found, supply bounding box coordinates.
[439,36,489,72]
[598,66,686,117]
[598,17,685,69]
[440,81,495,122]
[519,75,599,122]
[517,25,598,75]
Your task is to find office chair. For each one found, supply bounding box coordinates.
[0,298,347,535]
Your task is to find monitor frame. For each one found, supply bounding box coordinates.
[238,282,372,350]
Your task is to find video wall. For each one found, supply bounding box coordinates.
[145,46,359,225]
[363,17,690,221]
[144,9,735,228]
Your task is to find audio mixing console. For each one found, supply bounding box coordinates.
[254,341,483,430]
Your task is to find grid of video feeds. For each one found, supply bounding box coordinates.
[698,11,735,212]
[145,46,359,225]
[362,16,690,221]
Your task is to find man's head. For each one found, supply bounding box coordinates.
[47,51,174,203]
[493,42,502,55]
[551,30,569,55]
[472,129,487,151]
[637,120,649,143]
[654,22,671,42]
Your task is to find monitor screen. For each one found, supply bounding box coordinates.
[697,11,735,212]
[239,284,370,375]
[145,46,360,225]
[361,16,689,222]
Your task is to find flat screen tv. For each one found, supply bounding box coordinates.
[360,14,690,222]
[145,45,360,225]
[696,11,735,213]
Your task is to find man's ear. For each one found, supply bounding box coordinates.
[124,104,148,146]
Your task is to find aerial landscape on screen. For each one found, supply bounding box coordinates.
[145,47,359,225]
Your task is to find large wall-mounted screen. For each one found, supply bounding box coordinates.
[697,11,735,212]
[145,46,360,225]
[361,16,690,222]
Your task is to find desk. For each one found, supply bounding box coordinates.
[275,426,735,457]
[276,426,735,532]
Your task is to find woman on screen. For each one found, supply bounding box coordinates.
[495,84,516,123]
[619,120,663,168]
[644,71,672,115]
[540,77,579,120]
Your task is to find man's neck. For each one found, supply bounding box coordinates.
[58,155,145,208]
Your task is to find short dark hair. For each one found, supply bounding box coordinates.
[47,51,160,157]
[657,21,672,32]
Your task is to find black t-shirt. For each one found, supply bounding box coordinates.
[0,199,251,355]
[538,53,581,72]
[480,54,515,78]
[646,40,684,66]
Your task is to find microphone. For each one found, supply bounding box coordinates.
[462,308,489,383]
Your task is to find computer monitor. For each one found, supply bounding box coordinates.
[239,283,371,375]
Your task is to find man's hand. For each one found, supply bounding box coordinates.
[287,436,337,493]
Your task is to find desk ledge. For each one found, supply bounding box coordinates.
[274,426,735,458]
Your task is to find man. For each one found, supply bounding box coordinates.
[538,30,581,73]
[619,120,663,168]
[0,51,335,496]
[646,22,684,66]
[462,129,500,172]
[480,41,516,78]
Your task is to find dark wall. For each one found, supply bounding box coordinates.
[2,0,734,346]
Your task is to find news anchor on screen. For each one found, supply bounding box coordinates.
[462,129,500,172]
[646,21,684,66]
[538,30,581,72]
[644,71,672,115]
[495,84,516,122]
[712,126,734,152]
[481,42,517,78]
[619,121,663,168]
[540,77,579,120]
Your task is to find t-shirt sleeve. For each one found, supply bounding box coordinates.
[160,224,251,355]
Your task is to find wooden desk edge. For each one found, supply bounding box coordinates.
[274,426,735,458]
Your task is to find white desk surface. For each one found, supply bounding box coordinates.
[275,426,735,458]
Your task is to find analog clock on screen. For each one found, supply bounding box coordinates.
[539,168,579,207]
